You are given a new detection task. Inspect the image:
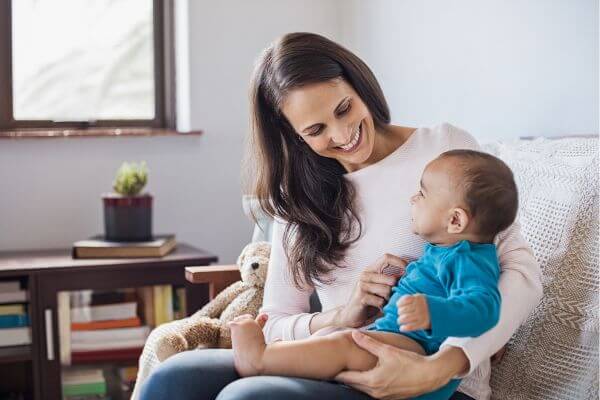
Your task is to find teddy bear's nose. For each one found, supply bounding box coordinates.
[251,262,259,270]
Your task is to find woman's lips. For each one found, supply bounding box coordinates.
[336,120,363,153]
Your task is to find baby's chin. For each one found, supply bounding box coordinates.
[410,223,420,236]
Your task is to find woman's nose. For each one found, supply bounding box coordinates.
[329,125,351,146]
[409,194,417,204]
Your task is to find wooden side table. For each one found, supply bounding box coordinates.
[0,243,217,400]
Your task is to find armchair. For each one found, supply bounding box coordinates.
[133,137,598,400]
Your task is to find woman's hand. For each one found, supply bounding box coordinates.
[335,331,469,399]
[335,254,408,328]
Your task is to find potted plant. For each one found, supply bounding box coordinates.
[102,161,153,242]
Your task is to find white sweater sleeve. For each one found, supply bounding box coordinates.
[260,219,317,343]
[442,124,543,376]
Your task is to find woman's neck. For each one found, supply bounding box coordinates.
[362,125,414,169]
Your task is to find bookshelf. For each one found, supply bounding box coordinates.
[0,243,217,400]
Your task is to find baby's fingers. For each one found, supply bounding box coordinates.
[397,312,419,325]
[397,294,415,308]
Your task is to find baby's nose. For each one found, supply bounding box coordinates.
[251,262,259,270]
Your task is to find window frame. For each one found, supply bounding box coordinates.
[0,0,177,134]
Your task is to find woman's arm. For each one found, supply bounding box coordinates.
[441,220,543,375]
[260,219,317,342]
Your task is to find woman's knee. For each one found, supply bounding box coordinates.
[139,349,238,400]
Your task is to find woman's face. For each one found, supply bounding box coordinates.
[280,78,377,171]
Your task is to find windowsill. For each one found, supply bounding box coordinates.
[0,127,204,139]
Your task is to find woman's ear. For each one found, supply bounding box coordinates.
[447,208,469,234]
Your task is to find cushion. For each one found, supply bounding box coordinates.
[483,137,598,400]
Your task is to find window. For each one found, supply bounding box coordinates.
[0,0,176,136]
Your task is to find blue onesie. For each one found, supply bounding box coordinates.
[369,240,501,400]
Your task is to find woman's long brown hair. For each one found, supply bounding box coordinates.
[246,32,391,289]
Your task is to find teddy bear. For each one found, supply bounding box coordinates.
[156,241,270,361]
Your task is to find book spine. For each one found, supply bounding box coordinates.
[71,317,141,331]
[0,281,21,293]
[163,285,174,323]
[58,292,71,365]
[0,290,28,304]
[136,287,155,327]
[153,286,165,326]
[62,381,107,397]
[0,314,29,328]
[0,304,26,315]
[0,327,31,346]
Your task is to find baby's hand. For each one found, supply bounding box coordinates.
[396,294,430,332]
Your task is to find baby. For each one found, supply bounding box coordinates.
[229,149,518,400]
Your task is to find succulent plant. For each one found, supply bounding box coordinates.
[113,161,148,196]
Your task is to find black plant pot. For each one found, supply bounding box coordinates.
[102,193,153,242]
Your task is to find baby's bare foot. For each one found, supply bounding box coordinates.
[229,314,268,377]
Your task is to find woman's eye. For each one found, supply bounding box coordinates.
[338,103,351,115]
[308,127,322,137]
[418,190,423,196]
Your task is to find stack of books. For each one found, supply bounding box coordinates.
[136,285,187,327]
[0,281,30,347]
[62,289,150,364]
[72,234,176,259]
[62,368,107,400]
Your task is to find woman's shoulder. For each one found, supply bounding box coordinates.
[414,122,479,151]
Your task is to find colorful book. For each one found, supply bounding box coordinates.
[0,290,28,304]
[0,281,20,293]
[0,327,31,347]
[71,326,150,344]
[0,304,25,315]
[71,338,147,352]
[71,316,141,331]
[173,287,187,320]
[153,285,173,326]
[71,347,143,363]
[136,287,155,327]
[72,234,176,259]
[62,369,107,398]
[0,314,29,328]
[58,292,71,366]
[70,302,137,323]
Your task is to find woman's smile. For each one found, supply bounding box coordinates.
[334,120,363,153]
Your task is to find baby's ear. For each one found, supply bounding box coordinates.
[447,207,469,234]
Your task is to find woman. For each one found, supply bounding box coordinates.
[140,32,542,400]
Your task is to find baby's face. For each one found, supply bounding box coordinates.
[409,158,462,242]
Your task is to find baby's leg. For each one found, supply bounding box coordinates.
[229,315,425,380]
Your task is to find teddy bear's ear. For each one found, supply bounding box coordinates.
[236,243,251,266]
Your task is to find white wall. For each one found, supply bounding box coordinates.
[1,1,597,260]
[0,0,342,263]
[339,0,599,142]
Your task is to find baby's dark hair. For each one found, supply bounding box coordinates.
[438,149,518,240]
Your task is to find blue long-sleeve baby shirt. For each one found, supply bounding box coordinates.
[373,240,501,353]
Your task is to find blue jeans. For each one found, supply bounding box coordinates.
[139,349,474,400]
